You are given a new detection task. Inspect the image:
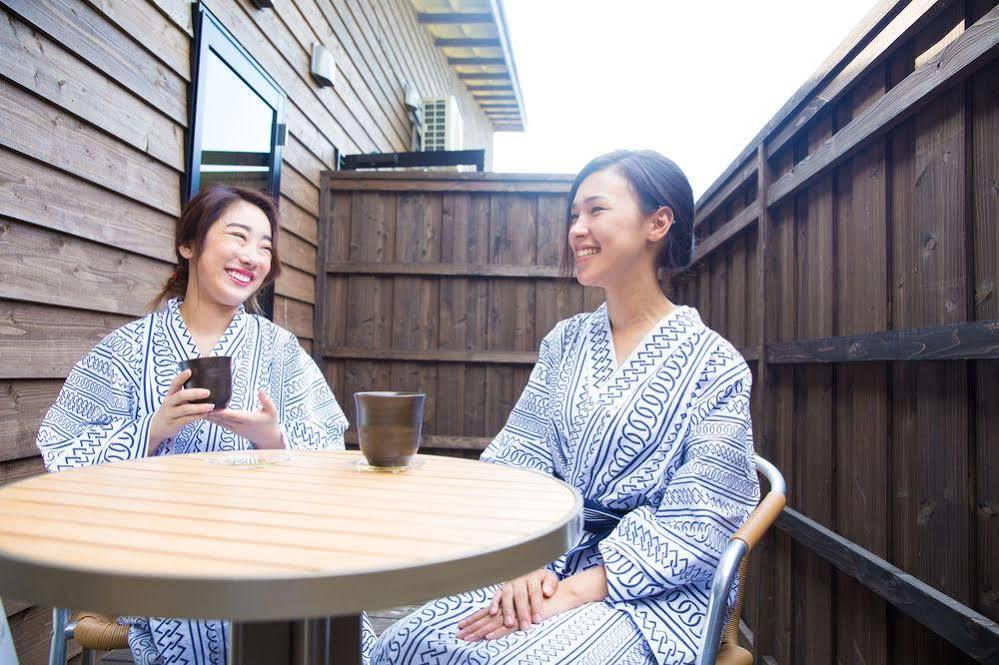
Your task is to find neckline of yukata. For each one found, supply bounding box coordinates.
[164,297,248,360]
[594,302,692,379]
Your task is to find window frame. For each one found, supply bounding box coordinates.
[186,3,286,204]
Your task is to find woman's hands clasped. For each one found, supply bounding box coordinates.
[456,568,560,641]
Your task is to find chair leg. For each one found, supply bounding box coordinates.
[49,608,69,665]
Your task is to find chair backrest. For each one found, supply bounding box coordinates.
[0,599,19,665]
[697,455,786,665]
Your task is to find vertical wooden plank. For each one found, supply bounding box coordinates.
[744,148,767,661]
[727,232,748,348]
[535,193,577,346]
[890,77,971,664]
[487,193,536,437]
[746,226,760,350]
[833,64,891,665]
[972,59,999,624]
[535,193,566,269]
[768,139,796,663]
[791,114,836,665]
[343,192,396,428]
[393,192,441,432]
[708,249,728,333]
[437,192,490,439]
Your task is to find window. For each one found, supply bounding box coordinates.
[187,4,286,318]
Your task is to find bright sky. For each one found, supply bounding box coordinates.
[492,0,879,200]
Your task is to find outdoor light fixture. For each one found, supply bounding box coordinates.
[311,43,335,88]
[247,0,273,8]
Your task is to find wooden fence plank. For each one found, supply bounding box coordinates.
[327,262,563,279]
[972,57,999,625]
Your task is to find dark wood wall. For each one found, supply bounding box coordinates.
[0,0,493,661]
[671,1,999,663]
[318,172,600,456]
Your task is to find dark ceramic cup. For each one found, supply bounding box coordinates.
[354,391,425,468]
[178,356,232,411]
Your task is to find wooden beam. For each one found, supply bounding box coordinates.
[689,204,760,266]
[766,319,999,363]
[750,142,773,664]
[467,85,513,91]
[345,432,492,451]
[313,173,330,366]
[765,0,949,160]
[327,262,562,279]
[448,57,505,65]
[695,157,757,228]
[327,173,572,193]
[458,72,510,80]
[436,38,500,47]
[777,508,999,662]
[323,347,538,365]
[695,0,908,210]
[417,12,492,24]
[766,5,999,209]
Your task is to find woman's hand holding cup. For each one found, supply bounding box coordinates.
[148,369,215,450]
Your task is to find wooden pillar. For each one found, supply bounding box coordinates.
[752,141,775,662]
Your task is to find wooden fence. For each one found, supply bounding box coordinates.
[669,0,999,663]
[315,172,602,455]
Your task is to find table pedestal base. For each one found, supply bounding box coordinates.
[229,615,361,665]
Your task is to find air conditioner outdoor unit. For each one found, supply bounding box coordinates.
[420,97,463,152]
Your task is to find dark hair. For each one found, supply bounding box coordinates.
[561,149,695,277]
[148,186,283,314]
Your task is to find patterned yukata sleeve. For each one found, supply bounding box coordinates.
[275,330,348,451]
[36,328,154,471]
[598,360,759,602]
[478,325,562,474]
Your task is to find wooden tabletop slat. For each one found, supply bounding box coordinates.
[0,500,492,559]
[1,485,539,539]
[0,451,582,620]
[17,472,566,522]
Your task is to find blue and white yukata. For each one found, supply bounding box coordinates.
[36,297,376,665]
[372,304,760,665]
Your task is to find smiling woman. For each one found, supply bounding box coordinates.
[35,186,375,664]
[149,186,283,318]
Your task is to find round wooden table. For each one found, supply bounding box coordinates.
[0,450,581,664]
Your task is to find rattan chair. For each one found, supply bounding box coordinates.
[697,455,787,665]
[49,608,129,665]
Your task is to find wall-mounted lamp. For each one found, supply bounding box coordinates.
[311,43,335,87]
[247,0,274,8]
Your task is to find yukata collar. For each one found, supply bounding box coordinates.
[165,297,247,359]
